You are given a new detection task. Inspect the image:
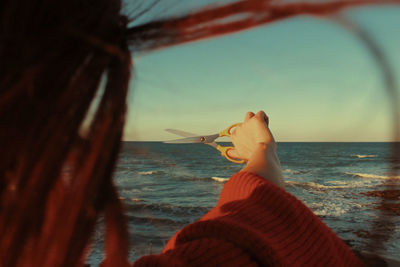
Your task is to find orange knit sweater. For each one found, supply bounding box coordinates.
[134,172,363,266]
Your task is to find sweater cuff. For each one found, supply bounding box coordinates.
[217,171,286,207]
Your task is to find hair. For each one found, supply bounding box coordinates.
[1,0,399,266]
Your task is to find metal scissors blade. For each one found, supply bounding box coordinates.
[163,136,203,143]
[163,134,219,144]
[165,129,197,137]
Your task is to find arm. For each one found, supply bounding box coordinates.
[134,111,363,266]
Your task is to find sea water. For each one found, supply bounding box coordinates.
[87,142,400,265]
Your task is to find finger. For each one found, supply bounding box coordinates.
[255,110,269,126]
[244,111,255,122]
[231,127,236,137]
[226,148,240,159]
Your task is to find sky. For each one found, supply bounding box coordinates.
[122,4,400,142]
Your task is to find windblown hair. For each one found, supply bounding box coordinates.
[0,0,399,266]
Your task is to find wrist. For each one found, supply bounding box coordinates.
[248,142,274,161]
[242,142,284,189]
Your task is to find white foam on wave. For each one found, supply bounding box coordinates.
[211,177,229,183]
[286,181,337,189]
[325,180,348,185]
[309,202,359,217]
[325,180,374,188]
[286,181,330,189]
[286,180,373,189]
[345,172,400,180]
[119,197,141,203]
[351,154,376,158]
[138,170,163,175]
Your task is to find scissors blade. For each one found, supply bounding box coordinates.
[202,134,219,143]
[165,128,198,137]
[164,133,220,144]
[163,136,204,144]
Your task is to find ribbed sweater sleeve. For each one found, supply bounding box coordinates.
[133,172,364,266]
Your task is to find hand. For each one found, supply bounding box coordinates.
[228,111,284,189]
[228,111,275,161]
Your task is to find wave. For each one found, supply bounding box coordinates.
[138,170,165,175]
[173,175,230,183]
[282,169,306,175]
[345,172,400,180]
[286,181,345,189]
[351,154,376,158]
[127,214,183,226]
[211,177,229,182]
[309,202,361,217]
[311,204,347,217]
[173,176,213,182]
[286,180,372,189]
[325,180,348,185]
[125,202,212,217]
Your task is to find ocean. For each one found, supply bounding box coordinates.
[87,142,400,265]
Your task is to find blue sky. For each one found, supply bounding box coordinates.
[123,5,400,142]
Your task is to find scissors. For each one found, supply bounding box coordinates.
[164,123,245,164]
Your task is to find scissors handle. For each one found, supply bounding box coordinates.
[216,145,245,164]
[219,123,240,137]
